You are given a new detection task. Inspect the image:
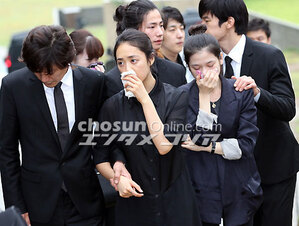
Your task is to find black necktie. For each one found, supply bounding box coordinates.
[54,82,69,151]
[224,56,234,78]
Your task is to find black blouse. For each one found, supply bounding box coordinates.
[94,78,201,226]
[94,77,188,193]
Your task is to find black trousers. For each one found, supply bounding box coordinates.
[254,174,297,226]
[31,190,103,226]
[202,217,253,226]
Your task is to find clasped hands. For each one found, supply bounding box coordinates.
[111,161,143,198]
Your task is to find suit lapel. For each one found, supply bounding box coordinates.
[189,81,199,116]
[73,68,85,124]
[240,37,254,76]
[29,72,61,153]
[218,77,237,133]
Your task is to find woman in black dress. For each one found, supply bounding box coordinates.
[94,29,201,226]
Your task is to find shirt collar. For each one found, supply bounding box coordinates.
[223,34,246,64]
[43,65,72,90]
[60,65,73,87]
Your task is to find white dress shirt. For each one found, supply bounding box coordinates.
[222,34,246,78]
[43,66,75,132]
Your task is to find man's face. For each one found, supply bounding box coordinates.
[35,65,68,88]
[139,9,164,51]
[247,29,271,44]
[201,12,227,42]
[162,19,185,55]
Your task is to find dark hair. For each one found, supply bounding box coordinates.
[161,6,185,29]
[188,23,207,36]
[184,24,221,65]
[247,18,271,38]
[114,29,154,62]
[21,25,75,74]
[69,29,104,60]
[198,0,248,35]
[114,0,158,35]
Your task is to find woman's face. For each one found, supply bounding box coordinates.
[74,48,98,67]
[139,9,164,51]
[116,42,154,82]
[188,48,223,78]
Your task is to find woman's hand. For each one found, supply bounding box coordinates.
[196,68,219,94]
[117,176,144,198]
[181,135,209,152]
[122,74,150,104]
[94,64,105,73]
[22,212,31,226]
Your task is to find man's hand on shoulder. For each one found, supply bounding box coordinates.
[232,75,260,96]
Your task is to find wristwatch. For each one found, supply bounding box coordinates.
[211,141,216,154]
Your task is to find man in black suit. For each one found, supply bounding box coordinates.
[0,25,106,225]
[198,1,299,226]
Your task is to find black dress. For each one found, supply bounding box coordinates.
[94,78,201,226]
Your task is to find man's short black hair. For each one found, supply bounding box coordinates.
[21,25,75,74]
[198,0,248,35]
[161,6,185,29]
[248,18,271,38]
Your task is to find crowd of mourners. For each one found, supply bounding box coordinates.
[0,0,298,226]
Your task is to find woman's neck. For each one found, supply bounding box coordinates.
[210,78,222,102]
[143,73,156,93]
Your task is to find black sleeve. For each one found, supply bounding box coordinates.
[179,64,187,85]
[256,48,296,121]
[160,88,188,191]
[95,73,107,113]
[0,78,27,213]
[93,97,126,165]
[236,89,259,158]
[163,89,188,143]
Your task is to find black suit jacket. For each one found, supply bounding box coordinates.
[0,66,106,223]
[241,37,299,184]
[105,56,186,98]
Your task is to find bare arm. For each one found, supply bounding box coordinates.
[96,162,143,198]
[124,75,173,155]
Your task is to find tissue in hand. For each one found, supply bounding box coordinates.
[121,70,136,98]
